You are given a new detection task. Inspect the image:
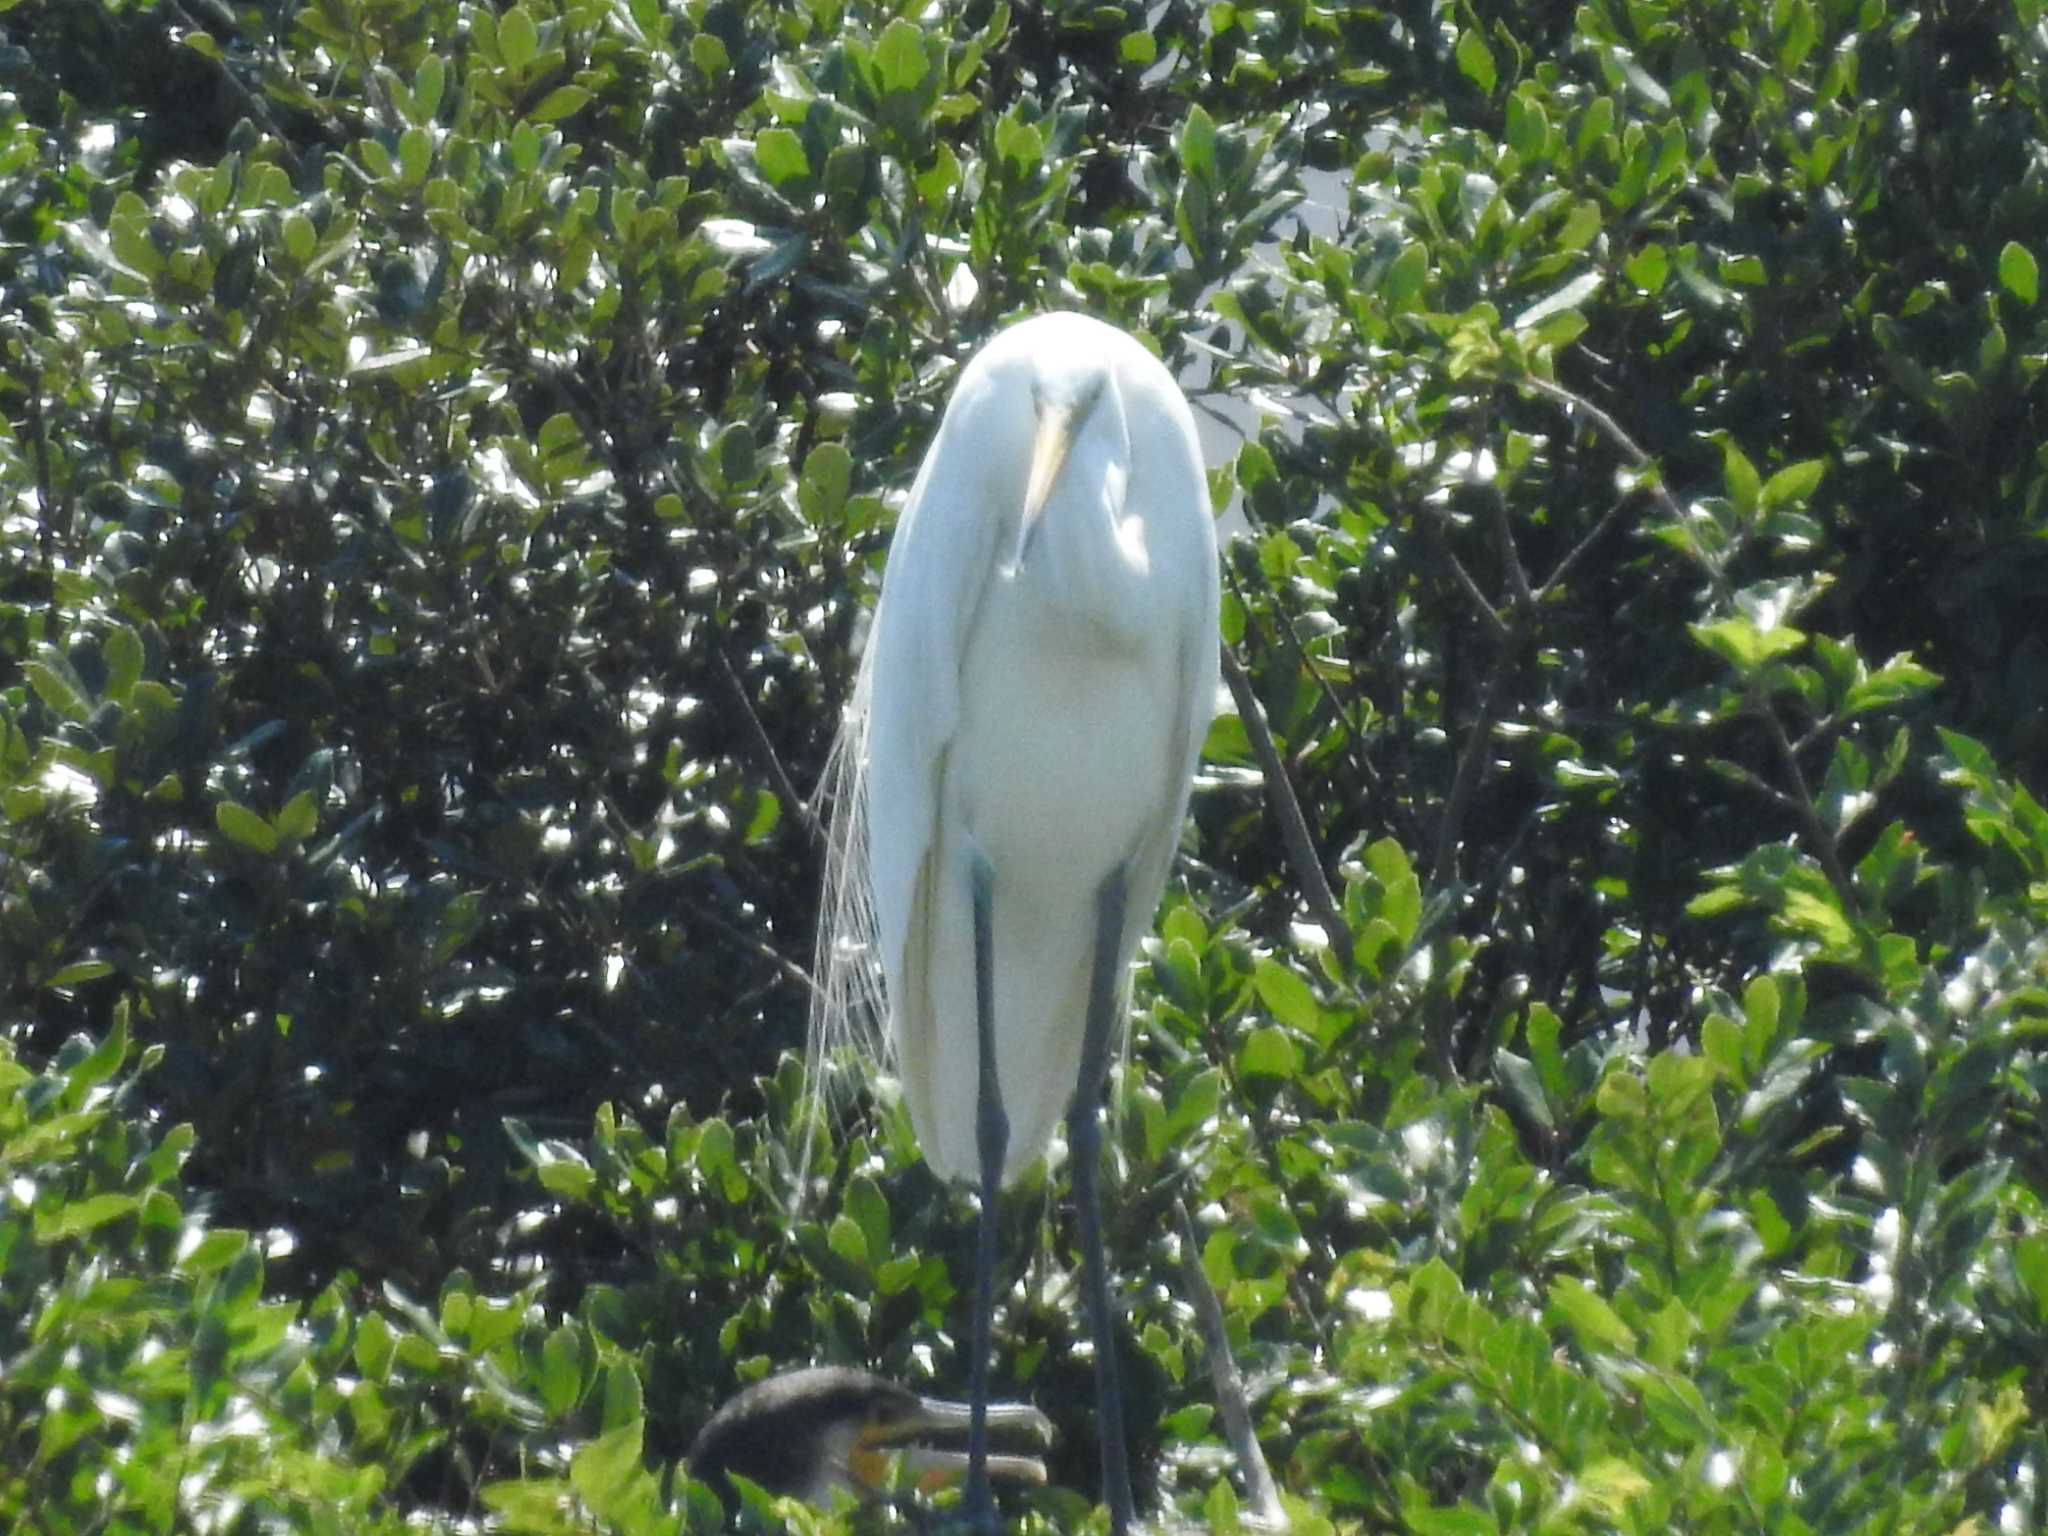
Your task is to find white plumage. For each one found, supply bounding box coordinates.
[815,310,1219,1184]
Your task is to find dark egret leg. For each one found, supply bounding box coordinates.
[1070,865,1136,1535]
[966,853,1007,1533]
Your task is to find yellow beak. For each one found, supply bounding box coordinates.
[1018,377,1107,559]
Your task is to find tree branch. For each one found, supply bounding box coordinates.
[1221,646,1354,972]
[1176,1200,1288,1532]
[715,646,826,851]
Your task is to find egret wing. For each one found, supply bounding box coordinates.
[855,418,1010,1061]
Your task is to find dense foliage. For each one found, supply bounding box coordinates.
[3,0,2046,1531]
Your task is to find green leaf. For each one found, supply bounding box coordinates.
[1720,437,1761,514]
[480,1478,577,1525]
[499,4,539,72]
[282,211,316,265]
[1238,1025,1300,1079]
[1513,269,1601,331]
[26,650,91,722]
[754,126,810,188]
[1759,459,1824,510]
[215,800,278,854]
[1455,27,1497,93]
[275,789,320,843]
[68,1007,130,1097]
[1624,242,1669,292]
[798,442,854,525]
[1180,104,1216,182]
[528,84,591,122]
[179,1227,252,1274]
[1252,957,1317,1032]
[355,1312,396,1382]
[39,1192,139,1240]
[1548,1276,1637,1350]
[1505,91,1548,158]
[1702,1012,1744,1084]
[1689,616,1806,673]
[535,1142,595,1200]
[875,17,929,92]
[1842,656,1940,716]
[1403,1504,1498,1536]
[572,1421,647,1519]
[1553,200,1600,255]
[414,53,446,118]
[742,790,780,844]
[1576,1459,1652,1518]
[828,1213,869,1270]
[691,32,730,76]
[1494,1049,1555,1130]
[1740,974,1780,1054]
[103,625,143,705]
[46,959,113,989]
[1780,885,1855,949]
[1999,240,2038,306]
[2015,1233,2048,1322]
[398,125,432,184]
[601,1362,644,1433]
[1151,935,1202,1012]
[108,191,161,279]
[1383,242,1429,312]
[540,1324,587,1417]
[995,110,1042,168]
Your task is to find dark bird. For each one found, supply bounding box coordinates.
[687,1366,1055,1509]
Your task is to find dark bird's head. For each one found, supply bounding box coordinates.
[687,1366,1055,1509]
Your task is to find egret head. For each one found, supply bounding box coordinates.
[687,1366,1055,1509]
[954,316,1159,591]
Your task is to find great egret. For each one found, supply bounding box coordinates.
[688,1366,1053,1507]
[813,311,1220,1532]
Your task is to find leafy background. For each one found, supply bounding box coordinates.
[3,0,2047,1531]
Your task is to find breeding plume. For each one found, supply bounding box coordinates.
[814,310,1219,1531]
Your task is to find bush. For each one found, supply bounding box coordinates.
[2,0,2045,1531]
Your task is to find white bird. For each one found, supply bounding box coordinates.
[813,311,1219,1533]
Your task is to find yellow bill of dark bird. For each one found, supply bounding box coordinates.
[687,1367,1055,1509]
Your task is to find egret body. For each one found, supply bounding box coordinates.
[815,311,1219,1532]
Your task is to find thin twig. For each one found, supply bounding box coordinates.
[19,362,63,629]
[682,896,824,1004]
[1224,557,1385,808]
[1415,508,1511,643]
[1493,480,1536,612]
[1430,394,1657,884]
[1430,632,1522,888]
[1175,1200,1288,1532]
[1534,487,1635,604]
[1705,755,1804,817]
[715,646,826,851]
[1517,375,1680,518]
[162,0,309,181]
[1475,397,1535,618]
[1752,690,1859,911]
[1221,647,1353,972]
